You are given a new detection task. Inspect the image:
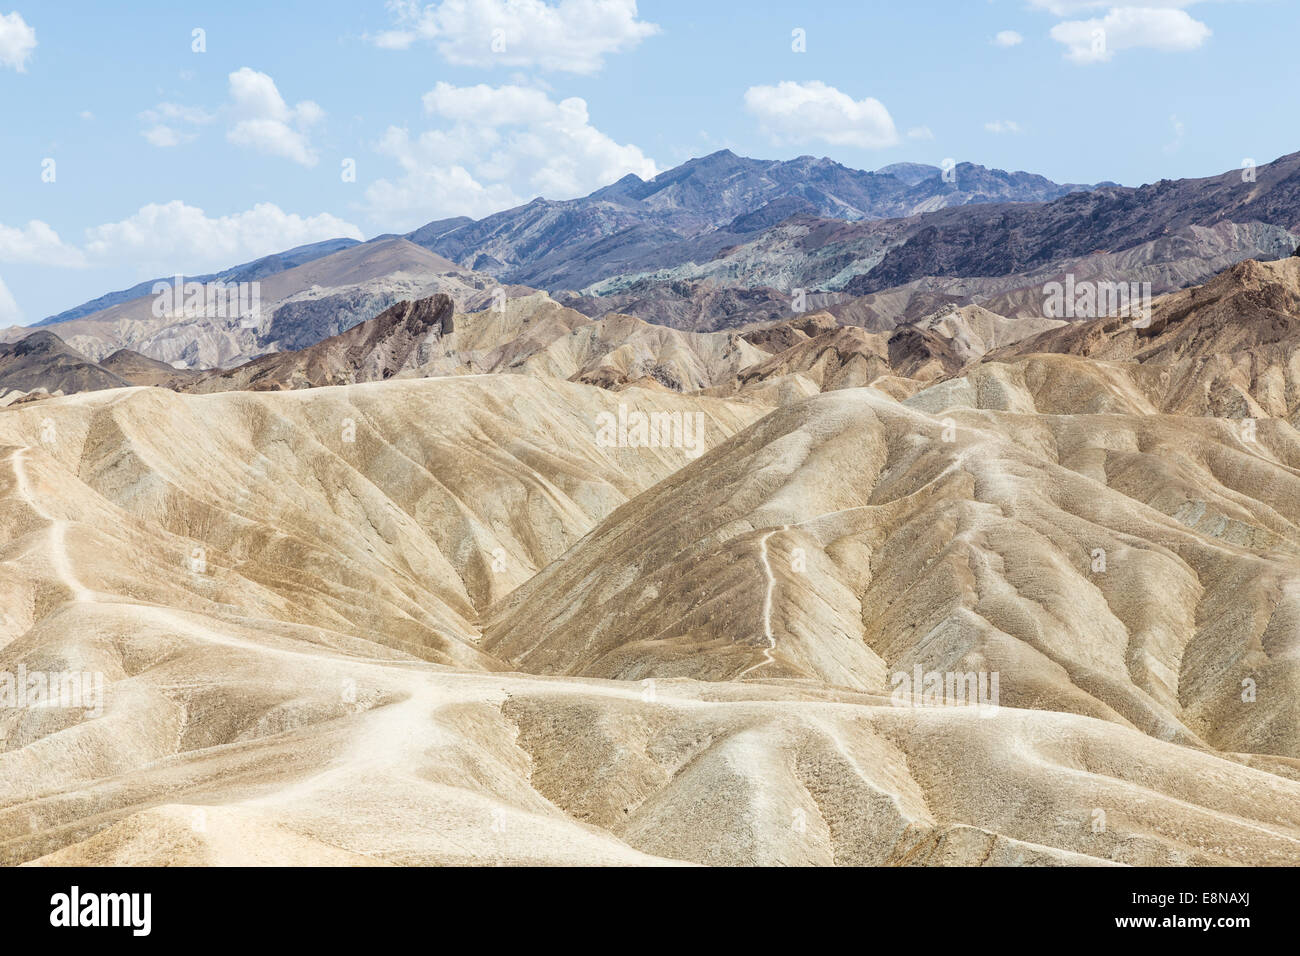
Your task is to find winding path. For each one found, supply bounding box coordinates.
[9,445,449,808]
[736,503,897,680]
[10,448,94,603]
[738,525,789,679]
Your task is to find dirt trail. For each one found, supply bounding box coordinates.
[738,525,788,678]
[10,448,95,602]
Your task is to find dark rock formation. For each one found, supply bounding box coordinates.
[182,295,455,393]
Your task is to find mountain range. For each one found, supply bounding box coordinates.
[10,149,1296,372]
[32,237,362,328]
[393,151,1105,290]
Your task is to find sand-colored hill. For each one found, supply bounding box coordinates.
[179,291,776,396]
[6,289,1057,409]
[725,321,973,399]
[485,386,1300,760]
[909,304,1066,362]
[4,378,1299,865]
[431,295,773,391]
[987,257,1300,421]
[6,256,1300,867]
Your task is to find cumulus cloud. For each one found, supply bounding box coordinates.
[1030,2,1213,62]
[363,82,658,230]
[993,30,1024,47]
[82,201,362,273]
[984,120,1022,134]
[0,10,36,72]
[1051,7,1211,62]
[133,71,320,161]
[744,81,899,150]
[0,203,363,279]
[906,126,934,141]
[139,102,214,148]
[226,68,323,166]
[371,0,659,74]
[0,220,87,267]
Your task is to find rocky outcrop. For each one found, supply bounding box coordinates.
[0,331,129,395]
[983,257,1300,420]
[100,349,200,388]
[182,294,456,392]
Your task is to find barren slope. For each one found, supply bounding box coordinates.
[988,257,1300,421]
[4,340,1300,866]
[487,387,1300,763]
[6,240,501,369]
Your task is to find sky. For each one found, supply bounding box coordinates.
[2,0,1297,324]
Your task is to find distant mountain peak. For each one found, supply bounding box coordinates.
[396,150,1106,291]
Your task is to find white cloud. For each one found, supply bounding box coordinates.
[133,74,320,162]
[365,142,520,228]
[0,203,363,279]
[372,0,659,74]
[372,29,417,50]
[744,81,899,150]
[993,30,1024,47]
[142,126,186,148]
[984,120,1022,134]
[139,102,214,148]
[0,11,36,72]
[906,126,935,141]
[0,276,24,325]
[1039,4,1212,63]
[82,202,362,274]
[0,220,86,267]
[363,82,658,229]
[226,68,323,166]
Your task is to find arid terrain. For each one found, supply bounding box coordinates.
[4,251,1300,866]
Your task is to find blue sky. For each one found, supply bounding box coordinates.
[2,0,1297,324]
